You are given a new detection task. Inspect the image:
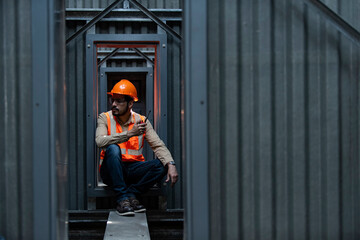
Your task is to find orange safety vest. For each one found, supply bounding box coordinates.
[100,111,146,163]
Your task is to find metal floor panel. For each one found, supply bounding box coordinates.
[104,211,150,240]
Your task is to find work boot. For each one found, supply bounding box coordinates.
[129,197,146,213]
[116,199,135,216]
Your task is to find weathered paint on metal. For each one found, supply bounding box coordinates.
[192,0,360,239]
[0,0,67,239]
[0,1,33,239]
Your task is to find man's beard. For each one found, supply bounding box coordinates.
[112,104,129,116]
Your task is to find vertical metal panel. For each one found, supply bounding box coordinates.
[66,22,87,210]
[166,23,183,208]
[207,0,221,238]
[0,1,33,239]
[184,0,210,239]
[53,1,69,238]
[0,0,67,240]
[66,20,182,209]
[32,0,68,239]
[339,0,360,238]
[185,0,360,239]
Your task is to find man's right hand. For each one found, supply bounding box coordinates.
[127,122,147,138]
[166,164,179,187]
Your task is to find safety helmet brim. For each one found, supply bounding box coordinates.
[107,92,138,102]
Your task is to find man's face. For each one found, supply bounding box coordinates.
[110,95,132,116]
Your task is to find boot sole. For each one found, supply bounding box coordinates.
[116,210,135,216]
[134,209,146,213]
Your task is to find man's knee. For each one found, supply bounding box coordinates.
[154,159,167,177]
[151,159,164,169]
[106,144,120,156]
[148,159,166,176]
[154,159,163,167]
[105,144,121,164]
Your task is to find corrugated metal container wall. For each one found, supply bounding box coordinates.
[205,0,360,239]
[66,3,182,210]
[0,1,33,239]
[1,0,67,240]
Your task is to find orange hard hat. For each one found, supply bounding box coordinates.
[107,79,138,102]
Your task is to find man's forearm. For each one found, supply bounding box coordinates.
[95,132,129,148]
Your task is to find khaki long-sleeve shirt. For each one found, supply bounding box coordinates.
[95,110,174,166]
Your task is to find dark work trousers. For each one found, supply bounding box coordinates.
[100,144,167,203]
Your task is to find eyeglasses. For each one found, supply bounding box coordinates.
[109,98,127,104]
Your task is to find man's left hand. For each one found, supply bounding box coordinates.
[165,164,178,187]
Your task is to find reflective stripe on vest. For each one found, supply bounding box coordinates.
[100,111,145,162]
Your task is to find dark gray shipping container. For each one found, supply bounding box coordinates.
[185,0,360,239]
[2,0,360,239]
[0,0,67,240]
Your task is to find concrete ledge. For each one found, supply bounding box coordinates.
[104,211,150,240]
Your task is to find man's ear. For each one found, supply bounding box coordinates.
[128,100,134,109]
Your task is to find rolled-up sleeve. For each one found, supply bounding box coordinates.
[145,121,174,166]
[95,113,129,148]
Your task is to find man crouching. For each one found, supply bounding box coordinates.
[95,79,178,216]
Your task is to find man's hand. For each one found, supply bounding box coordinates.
[127,122,147,138]
[165,164,178,187]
